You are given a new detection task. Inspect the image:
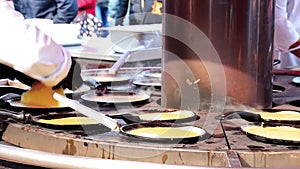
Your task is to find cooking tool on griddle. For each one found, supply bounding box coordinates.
[120,122,208,144]
[108,45,146,76]
[108,109,199,124]
[82,78,109,97]
[53,93,206,144]
[107,30,162,76]
[53,93,119,130]
[217,111,263,122]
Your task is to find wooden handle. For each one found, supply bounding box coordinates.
[53,93,119,130]
[108,51,131,75]
[108,45,145,75]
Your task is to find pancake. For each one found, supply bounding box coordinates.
[138,110,195,121]
[127,126,202,139]
[243,125,300,141]
[21,83,65,107]
[38,117,98,125]
[93,76,129,83]
[81,93,150,103]
[256,110,300,121]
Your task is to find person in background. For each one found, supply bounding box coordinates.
[12,0,78,24]
[95,0,110,37]
[274,0,300,69]
[109,0,119,21]
[74,0,106,38]
[114,0,163,26]
[96,0,110,27]
[77,0,97,16]
[0,0,83,90]
[114,0,126,26]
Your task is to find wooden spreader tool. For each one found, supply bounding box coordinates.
[53,93,119,130]
[108,45,146,76]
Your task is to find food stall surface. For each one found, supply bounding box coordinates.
[0,81,230,167]
[0,68,300,168]
[1,24,300,168]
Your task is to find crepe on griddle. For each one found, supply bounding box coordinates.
[93,76,129,83]
[127,126,203,139]
[256,110,300,121]
[21,83,65,108]
[38,117,98,125]
[243,125,300,141]
[81,93,149,103]
[138,110,195,121]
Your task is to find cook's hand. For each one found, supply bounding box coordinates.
[0,64,36,87]
[53,58,84,90]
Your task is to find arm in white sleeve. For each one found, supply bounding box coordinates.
[274,0,300,52]
[0,0,72,87]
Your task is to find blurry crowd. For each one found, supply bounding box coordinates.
[0,0,164,96]
[10,0,163,27]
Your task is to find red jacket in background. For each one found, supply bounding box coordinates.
[77,0,96,16]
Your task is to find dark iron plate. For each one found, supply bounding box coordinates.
[120,122,208,144]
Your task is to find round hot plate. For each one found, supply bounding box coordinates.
[241,124,300,145]
[132,80,161,88]
[7,99,72,113]
[9,100,68,109]
[88,75,131,85]
[141,70,162,79]
[120,122,207,144]
[292,77,300,85]
[81,92,150,104]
